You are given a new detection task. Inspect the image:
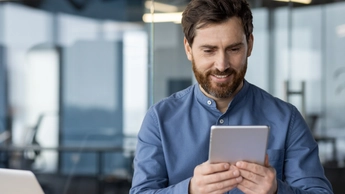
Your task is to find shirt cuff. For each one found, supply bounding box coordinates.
[172,177,192,194]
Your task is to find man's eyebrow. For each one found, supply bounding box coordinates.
[228,42,244,47]
[199,45,217,49]
[224,42,244,49]
[198,42,244,49]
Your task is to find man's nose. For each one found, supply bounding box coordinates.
[214,52,230,72]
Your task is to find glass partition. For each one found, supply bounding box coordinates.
[0,1,147,193]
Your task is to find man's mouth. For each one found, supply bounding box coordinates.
[214,74,229,78]
[211,74,232,83]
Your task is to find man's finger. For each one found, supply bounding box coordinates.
[197,162,230,175]
[235,161,266,176]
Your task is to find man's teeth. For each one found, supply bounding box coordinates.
[215,75,228,78]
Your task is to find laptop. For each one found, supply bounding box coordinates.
[0,168,44,194]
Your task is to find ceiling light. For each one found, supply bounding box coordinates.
[336,24,345,38]
[274,0,312,4]
[142,12,183,23]
[144,1,179,13]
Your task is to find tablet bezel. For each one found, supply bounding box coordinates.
[208,125,269,165]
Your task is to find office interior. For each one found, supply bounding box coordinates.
[0,0,344,193]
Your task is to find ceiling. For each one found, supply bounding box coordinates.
[256,0,345,8]
[154,0,345,8]
[6,0,345,21]
[3,0,144,22]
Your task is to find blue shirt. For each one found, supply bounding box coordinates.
[130,80,333,194]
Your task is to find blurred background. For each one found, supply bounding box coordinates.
[0,0,344,193]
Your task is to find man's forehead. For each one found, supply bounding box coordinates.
[193,20,246,46]
[194,18,244,36]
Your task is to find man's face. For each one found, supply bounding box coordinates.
[184,17,253,99]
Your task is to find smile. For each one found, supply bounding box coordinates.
[214,74,229,78]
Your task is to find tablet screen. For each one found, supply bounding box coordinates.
[208,125,269,165]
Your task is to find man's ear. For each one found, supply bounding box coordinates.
[247,34,254,57]
[184,37,193,61]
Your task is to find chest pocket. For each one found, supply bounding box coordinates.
[267,149,284,180]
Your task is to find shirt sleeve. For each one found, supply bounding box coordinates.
[129,108,191,194]
[278,106,333,194]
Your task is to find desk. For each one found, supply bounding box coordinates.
[0,145,135,194]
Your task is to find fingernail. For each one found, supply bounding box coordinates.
[224,163,229,169]
[236,176,242,182]
[233,169,239,176]
[236,161,242,167]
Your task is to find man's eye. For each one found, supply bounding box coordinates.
[231,48,240,52]
[204,50,213,53]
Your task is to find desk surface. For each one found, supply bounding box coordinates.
[0,145,135,152]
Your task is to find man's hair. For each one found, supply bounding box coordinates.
[181,0,253,46]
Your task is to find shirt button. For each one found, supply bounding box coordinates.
[207,100,212,105]
[219,119,224,124]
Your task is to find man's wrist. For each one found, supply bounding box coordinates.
[274,178,278,194]
[188,177,194,194]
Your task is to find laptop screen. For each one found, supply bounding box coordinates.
[0,168,44,194]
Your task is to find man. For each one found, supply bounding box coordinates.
[130,0,333,193]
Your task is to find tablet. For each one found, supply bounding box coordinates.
[208,125,269,165]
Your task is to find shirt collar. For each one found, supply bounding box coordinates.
[194,79,250,110]
[231,79,249,106]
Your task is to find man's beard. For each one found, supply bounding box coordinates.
[192,59,247,98]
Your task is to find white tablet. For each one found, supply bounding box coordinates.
[208,125,269,165]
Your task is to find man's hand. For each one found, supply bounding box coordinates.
[189,161,242,194]
[235,154,277,194]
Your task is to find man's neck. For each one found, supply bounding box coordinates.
[199,81,244,113]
